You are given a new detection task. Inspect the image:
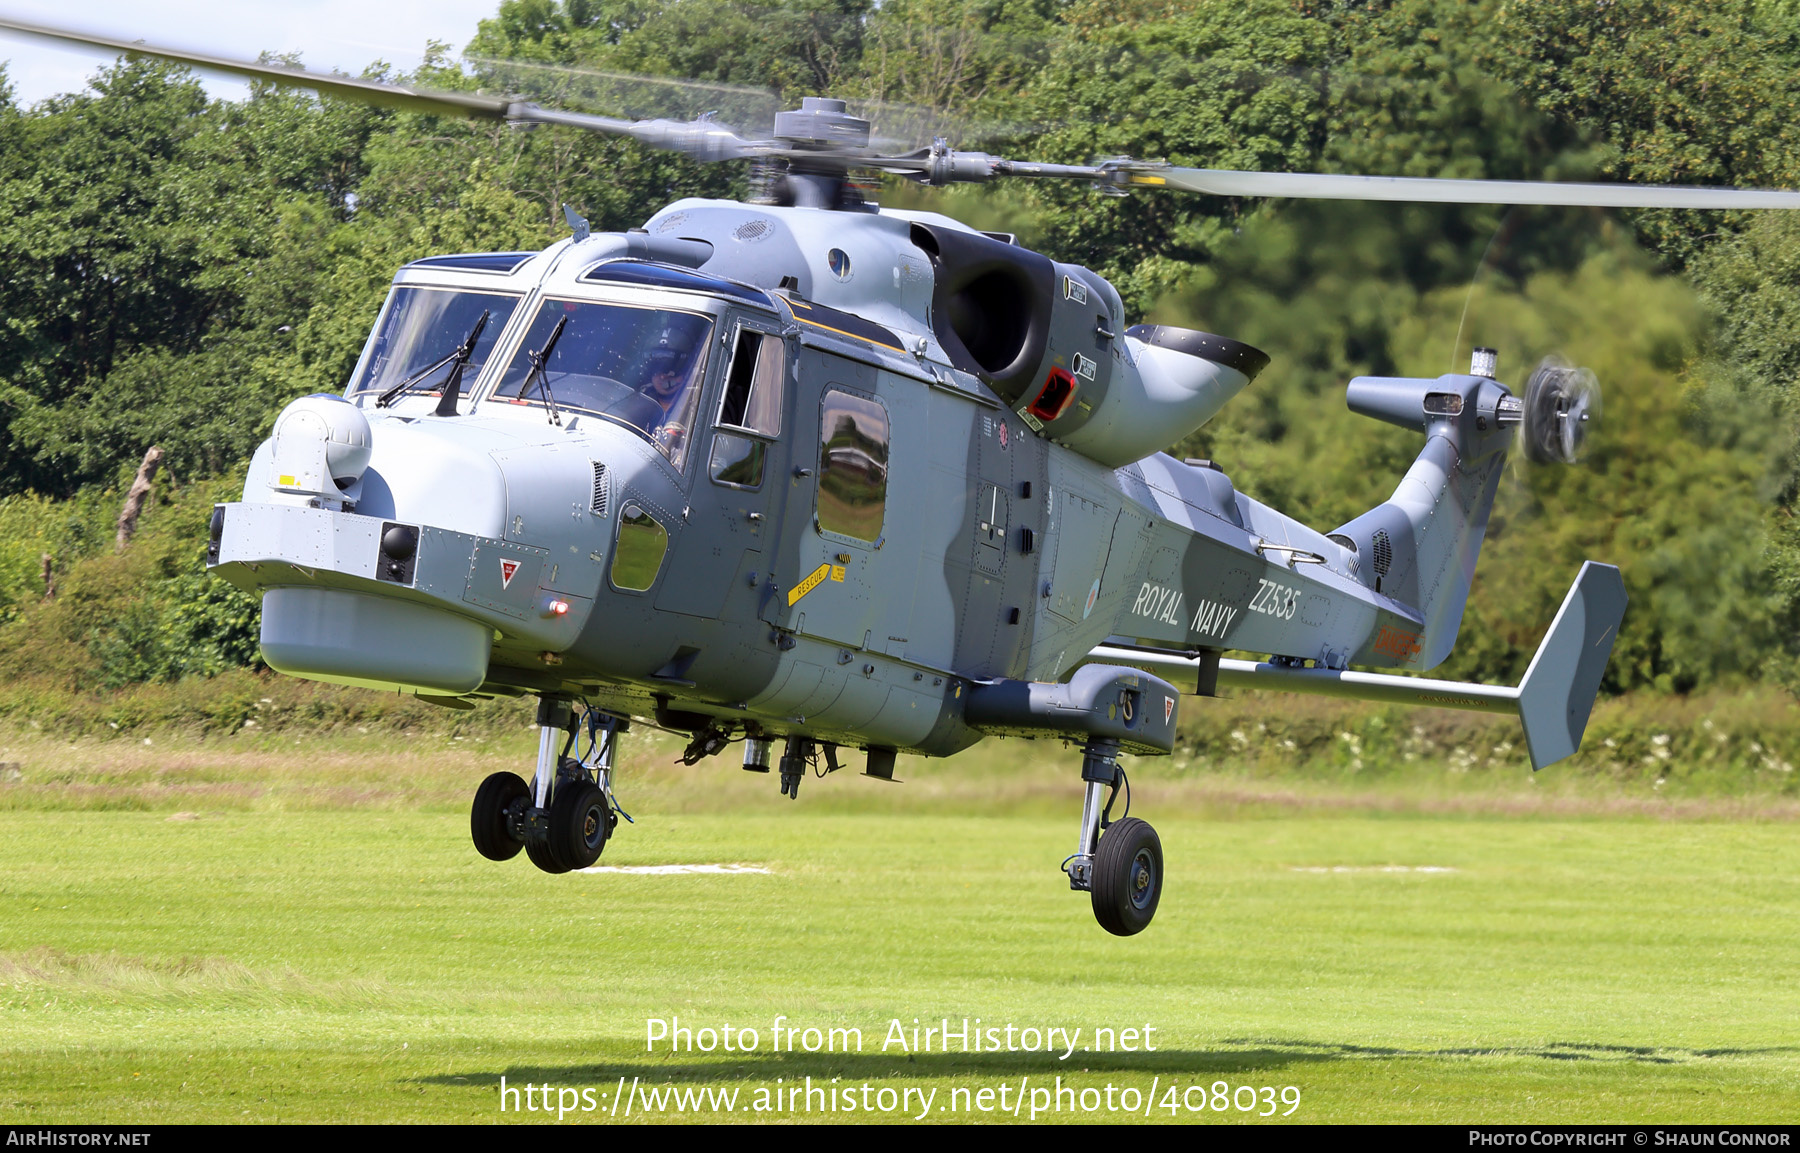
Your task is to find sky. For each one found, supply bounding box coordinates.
[0,1,506,106]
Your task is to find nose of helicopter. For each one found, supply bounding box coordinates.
[219,407,623,697]
[344,417,511,539]
[244,400,511,539]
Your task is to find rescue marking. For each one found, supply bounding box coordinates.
[1163,697,1175,724]
[500,559,521,589]
[787,562,844,606]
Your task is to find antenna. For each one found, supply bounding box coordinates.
[563,204,591,243]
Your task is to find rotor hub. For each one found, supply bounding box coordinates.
[773,97,869,151]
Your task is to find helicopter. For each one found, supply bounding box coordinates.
[5,18,1798,936]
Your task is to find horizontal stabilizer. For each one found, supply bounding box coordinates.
[1515,561,1628,770]
[1084,561,1627,771]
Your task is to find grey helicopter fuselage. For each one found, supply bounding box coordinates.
[206,188,1630,936]
[0,15,1659,931]
[210,195,1506,764]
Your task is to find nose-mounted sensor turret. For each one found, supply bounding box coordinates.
[268,394,372,508]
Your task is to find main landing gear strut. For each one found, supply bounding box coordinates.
[470,697,631,874]
[1063,737,1163,936]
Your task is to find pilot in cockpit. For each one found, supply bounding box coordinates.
[632,328,703,456]
[642,346,688,419]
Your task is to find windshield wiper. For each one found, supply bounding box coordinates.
[375,310,490,410]
[434,311,489,417]
[521,315,569,426]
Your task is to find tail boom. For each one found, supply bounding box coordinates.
[1088,561,1627,770]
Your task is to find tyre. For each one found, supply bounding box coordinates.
[548,780,610,870]
[525,837,570,874]
[1090,817,1162,936]
[470,772,528,861]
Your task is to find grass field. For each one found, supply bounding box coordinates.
[1,724,1798,1124]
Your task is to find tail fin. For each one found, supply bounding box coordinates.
[1329,373,1516,670]
[1517,561,1628,769]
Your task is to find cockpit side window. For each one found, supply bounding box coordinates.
[717,328,785,437]
[490,299,713,469]
[348,286,521,399]
[710,327,787,490]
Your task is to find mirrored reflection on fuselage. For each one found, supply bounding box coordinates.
[491,299,712,469]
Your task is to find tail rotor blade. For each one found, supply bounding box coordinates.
[1521,357,1601,465]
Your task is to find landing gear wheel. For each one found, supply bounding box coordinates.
[1090,817,1162,936]
[526,837,571,874]
[548,781,610,870]
[470,772,528,861]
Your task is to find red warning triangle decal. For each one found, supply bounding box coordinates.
[499,559,521,589]
[1164,697,1175,724]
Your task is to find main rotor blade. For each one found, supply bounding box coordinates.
[0,17,512,119]
[511,105,772,161]
[0,18,771,161]
[1137,166,1800,209]
[468,54,783,133]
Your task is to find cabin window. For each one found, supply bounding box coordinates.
[816,389,888,544]
[349,286,521,399]
[708,433,766,489]
[490,299,713,469]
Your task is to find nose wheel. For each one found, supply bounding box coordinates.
[471,771,529,861]
[470,698,629,874]
[1062,738,1163,936]
[549,780,611,869]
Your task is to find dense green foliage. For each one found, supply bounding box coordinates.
[0,478,261,688]
[2,0,1800,698]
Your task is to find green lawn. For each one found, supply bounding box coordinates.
[1,748,1797,1122]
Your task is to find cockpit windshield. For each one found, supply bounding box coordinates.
[491,299,713,469]
[349,286,521,398]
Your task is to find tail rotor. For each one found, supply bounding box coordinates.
[1519,356,1600,464]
